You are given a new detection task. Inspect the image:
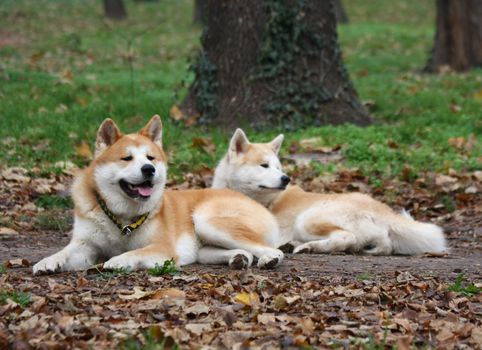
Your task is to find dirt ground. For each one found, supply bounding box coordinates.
[2,226,481,281]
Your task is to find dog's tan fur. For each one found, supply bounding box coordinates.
[33,117,283,274]
[213,129,447,255]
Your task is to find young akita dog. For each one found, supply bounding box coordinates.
[212,129,447,255]
[33,117,284,274]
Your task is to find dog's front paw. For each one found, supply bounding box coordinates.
[103,253,149,270]
[257,249,283,269]
[33,253,67,275]
[293,242,312,254]
[103,254,134,270]
[278,240,302,253]
[229,253,252,270]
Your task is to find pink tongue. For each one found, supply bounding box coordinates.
[138,186,154,197]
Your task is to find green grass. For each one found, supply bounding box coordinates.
[447,274,481,297]
[35,194,74,209]
[147,259,180,276]
[121,332,179,350]
[0,0,480,181]
[360,336,391,350]
[36,211,72,231]
[94,266,134,280]
[0,265,7,275]
[0,290,33,308]
[121,339,175,350]
[356,273,373,281]
[348,328,391,350]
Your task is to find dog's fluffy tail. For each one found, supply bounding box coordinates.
[388,211,447,255]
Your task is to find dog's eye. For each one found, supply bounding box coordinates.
[121,156,133,161]
[260,163,269,168]
[146,155,155,161]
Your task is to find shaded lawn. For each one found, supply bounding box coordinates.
[0,0,480,180]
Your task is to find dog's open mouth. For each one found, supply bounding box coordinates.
[119,179,154,199]
[259,185,287,191]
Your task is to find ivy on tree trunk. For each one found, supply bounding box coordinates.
[182,0,370,129]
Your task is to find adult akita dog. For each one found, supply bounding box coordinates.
[212,129,447,256]
[33,116,283,274]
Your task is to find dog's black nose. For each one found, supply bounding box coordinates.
[141,164,156,177]
[281,175,291,186]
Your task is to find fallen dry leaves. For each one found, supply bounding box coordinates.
[1,268,481,349]
[169,105,198,127]
[0,166,72,233]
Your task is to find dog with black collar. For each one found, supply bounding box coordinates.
[33,116,284,274]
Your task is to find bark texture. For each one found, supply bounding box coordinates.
[193,0,207,25]
[182,0,370,129]
[426,0,482,72]
[103,0,127,20]
[334,0,349,24]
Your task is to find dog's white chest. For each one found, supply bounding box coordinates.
[74,215,155,258]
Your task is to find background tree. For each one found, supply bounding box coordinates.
[182,0,370,129]
[193,0,207,25]
[334,0,349,24]
[425,0,482,72]
[103,0,127,20]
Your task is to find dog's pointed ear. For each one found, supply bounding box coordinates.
[228,128,250,159]
[140,115,163,148]
[269,134,284,155]
[95,118,122,157]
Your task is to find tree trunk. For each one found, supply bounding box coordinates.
[182,0,370,129]
[103,0,127,20]
[193,0,207,25]
[425,0,482,72]
[334,0,349,24]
